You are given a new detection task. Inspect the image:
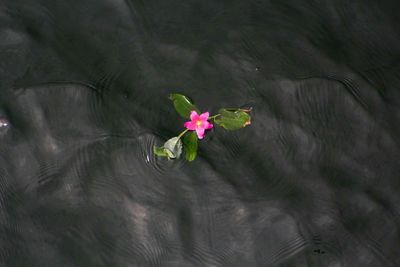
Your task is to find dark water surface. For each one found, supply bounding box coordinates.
[1,0,400,266]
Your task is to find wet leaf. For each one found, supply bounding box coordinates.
[163,137,183,159]
[153,145,170,158]
[153,137,183,160]
[214,108,251,130]
[169,93,200,118]
[183,131,198,162]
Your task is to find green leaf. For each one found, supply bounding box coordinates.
[153,145,169,158]
[183,131,198,161]
[214,108,251,130]
[163,137,183,159]
[153,137,183,160]
[169,93,200,118]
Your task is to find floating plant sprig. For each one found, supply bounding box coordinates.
[153,93,252,162]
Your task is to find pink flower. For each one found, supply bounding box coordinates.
[184,111,213,139]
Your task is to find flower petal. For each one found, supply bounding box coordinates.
[199,112,209,120]
[205,121,213,129]
[190,110,199,121]
[184,121,197,130]
[196,128,205,139]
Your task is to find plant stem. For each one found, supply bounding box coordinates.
[208,114,221,120]
[177,129,189,139]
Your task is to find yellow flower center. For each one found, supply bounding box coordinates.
[196,120,202,127]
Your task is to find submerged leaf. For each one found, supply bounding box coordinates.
[169,93,200,118]
[153,146,169,158]
[214,108,251,130]
[153,137,183,160]
[163,137,183,159]
[183,131,198,161]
